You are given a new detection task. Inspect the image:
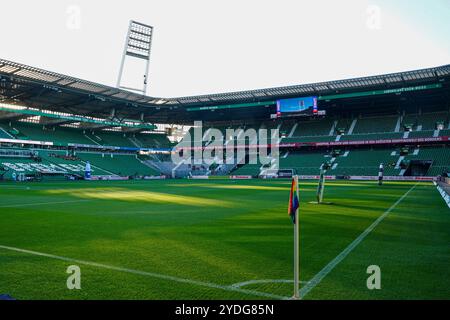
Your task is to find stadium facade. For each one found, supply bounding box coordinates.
[0,58,449,181]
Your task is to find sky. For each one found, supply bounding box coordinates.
[0,0,449,98]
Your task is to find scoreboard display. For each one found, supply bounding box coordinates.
[276,96,323,118]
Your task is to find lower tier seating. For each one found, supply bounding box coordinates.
[0,149,160,177]
[76,153,160,176]
[232,145,450,177]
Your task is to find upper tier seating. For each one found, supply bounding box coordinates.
[134,133,172,149]
[3,122,94,146]
[352,115,398,134]
[291,118,334,137]
[334,118,353,134]
[0,126,14,139]
[340,132,403,141]
[260,121,282,130]
[0,122,171,149]
[282,135,335,143]
[93,132,133,147]
[408,130,434,138]
[403,112,448,131]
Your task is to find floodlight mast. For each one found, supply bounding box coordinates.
[117,20,154,95]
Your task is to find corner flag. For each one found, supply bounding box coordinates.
[288,175,300,299]
[288,177,299,224]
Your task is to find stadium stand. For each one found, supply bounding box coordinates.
[408,130,434,138]
[352,115,398,134]
[279,151,328,175]
[229,111,450,177]
[340,132,404,141]
[334,118,353,134]
[291,118,334,137]
[1,149,96,178]
[331,149,395,176]
[0,126,13,139]
[134,133,172,149]
[76,153,160,176]
[2,111,449,179]
[1,59,449,180]
[1,122,93,145]
[282,135,336,143]
[414,147,450,176]
[0,121,174,149]
[402,112,449,130]
[232,163,262,176]
[91,131,132,147]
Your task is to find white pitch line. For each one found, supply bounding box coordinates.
[299,183,418,299]
[0,245,288,300]
[0,199,92,208]
[231,279,309,288]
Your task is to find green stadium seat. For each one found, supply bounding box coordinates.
[340,132,403,141]
[352,115,398,134]
[77,153,160,176]
[291,118,334,137]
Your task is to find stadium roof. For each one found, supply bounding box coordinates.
[0,58,449,124]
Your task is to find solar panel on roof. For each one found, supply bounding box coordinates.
[0,65,19,73]
[15,69,60,83]
[68,82,106,93]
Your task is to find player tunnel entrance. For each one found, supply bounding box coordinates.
[403,160,433,176]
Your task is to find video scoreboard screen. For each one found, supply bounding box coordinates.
[276,96,324,118]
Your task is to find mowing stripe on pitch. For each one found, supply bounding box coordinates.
[0,199,92,208]
[0,245,288,300]
[299,183,418,299]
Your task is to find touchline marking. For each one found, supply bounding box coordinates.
[0,199,92,208]
[299,183,418,299]
[0,245,287,300]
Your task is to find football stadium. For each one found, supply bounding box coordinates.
[0,2,450,305]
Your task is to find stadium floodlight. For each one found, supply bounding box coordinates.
[117,20,154,95]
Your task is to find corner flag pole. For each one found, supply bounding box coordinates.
[293,175,300,299]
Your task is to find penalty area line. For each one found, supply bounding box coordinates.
[299,183,418,299]
[0,244,288,300]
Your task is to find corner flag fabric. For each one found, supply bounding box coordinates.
[288,178,299,224]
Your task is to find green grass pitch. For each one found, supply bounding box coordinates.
[0,179,449,300]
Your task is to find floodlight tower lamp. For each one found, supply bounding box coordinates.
[117,20,154,95]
